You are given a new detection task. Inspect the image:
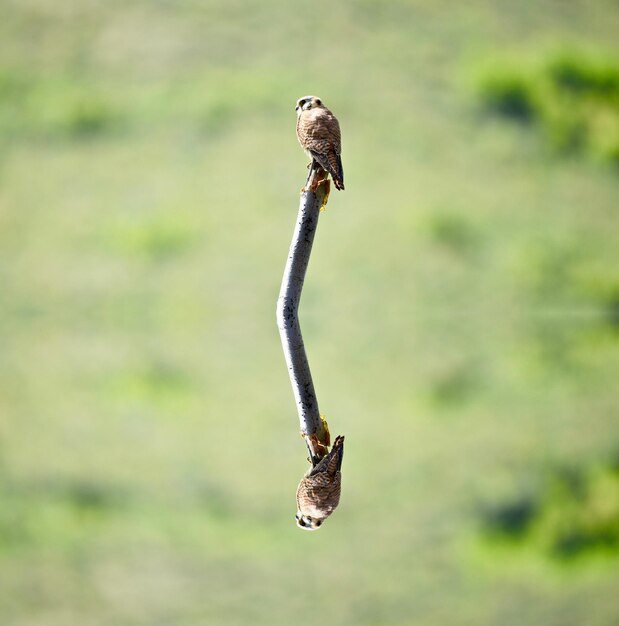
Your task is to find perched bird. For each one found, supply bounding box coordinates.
[295,96,344,191]
[296,435,345,530]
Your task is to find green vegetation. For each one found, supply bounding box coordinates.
[1,1,619,625]
[479,459,619,561]
[474,48,619,162]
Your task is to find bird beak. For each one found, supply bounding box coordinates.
[296,514,312,530]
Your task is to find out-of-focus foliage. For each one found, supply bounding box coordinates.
[473,49,619,162]
[479,458,619,561]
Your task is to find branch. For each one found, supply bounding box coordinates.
[276,166,331,466]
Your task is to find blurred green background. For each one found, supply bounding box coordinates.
[2,1,619,624]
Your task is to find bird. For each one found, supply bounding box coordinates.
[295,96,345,191]
[296,435,345,530]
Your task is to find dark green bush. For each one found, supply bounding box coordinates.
[546,53,619,97]
[475,71,538,121]
[479,461,619,563]
[473,49,619,166]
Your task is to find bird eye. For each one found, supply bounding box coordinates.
[315,99,321,106]
[315,520,322,527]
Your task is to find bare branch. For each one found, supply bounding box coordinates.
[276,166,331,466]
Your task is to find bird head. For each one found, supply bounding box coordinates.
[295,512,324,531]
[295,95,324,115]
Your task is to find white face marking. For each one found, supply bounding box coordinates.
[295,96,322,115]
[296,512,324,530]
[297,516,318,530]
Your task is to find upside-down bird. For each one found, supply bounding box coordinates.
[295,96,344,191]
[296,435,345,530]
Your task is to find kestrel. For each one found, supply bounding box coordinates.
[295,96,344,191]
[296,435,345,530]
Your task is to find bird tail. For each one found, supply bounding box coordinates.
[328,435,345,473]
[309,435,345,477]
[312,151,345,191]
[334,155,345,191]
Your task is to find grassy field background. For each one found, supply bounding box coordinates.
[2,1,619,624]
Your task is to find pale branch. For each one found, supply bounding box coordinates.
[276,166,331,466]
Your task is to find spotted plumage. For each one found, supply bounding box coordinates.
[296,435,344,530]
[295,96,344,191]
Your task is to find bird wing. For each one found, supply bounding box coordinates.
[309,435,344,477]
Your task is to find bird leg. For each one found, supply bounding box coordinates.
[301,159,318,192]
[300,163,331,210]
[304,433,330,468]
[308,164,329,193]
[301,415,331,467]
